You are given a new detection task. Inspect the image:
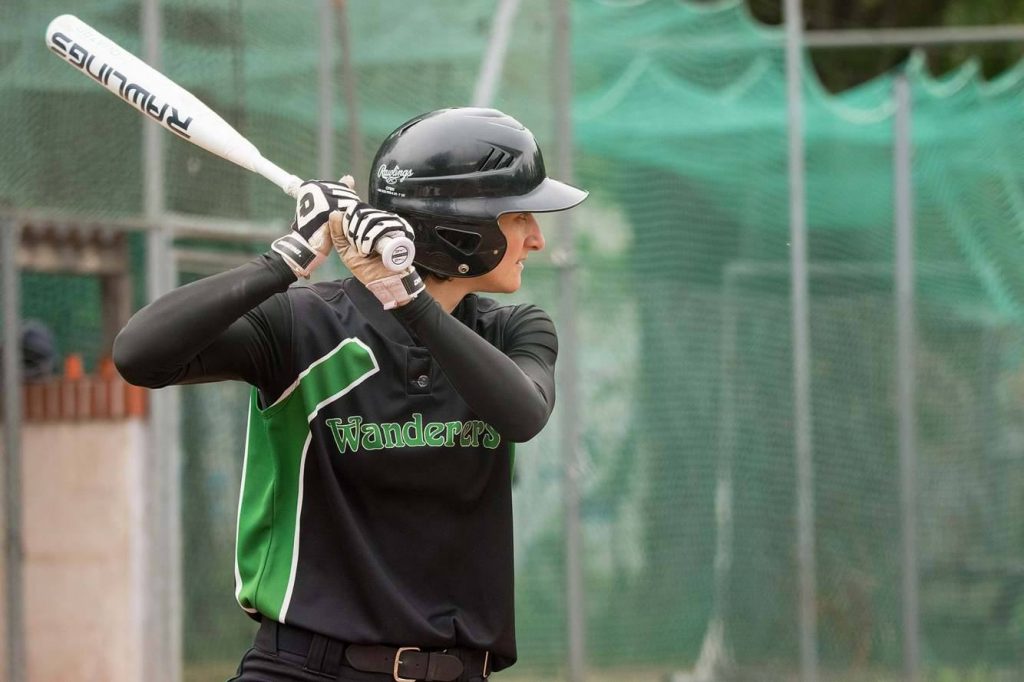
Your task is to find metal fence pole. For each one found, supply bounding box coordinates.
[2,218,25,682]
[472,0,520,107]
[318,0,335,180]
[805,24,1024,49]
[894,73,921,682]
[142,1,182,680]
[163,261,183,682]
[693,266,743,678]
[316,0,344,281]
[784,1,819,681]
[551,0,585,680]
[335,0,364,192]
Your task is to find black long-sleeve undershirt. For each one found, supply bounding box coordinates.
[112,253,296,392]
[113,252,557,441]
[394,292,556,442]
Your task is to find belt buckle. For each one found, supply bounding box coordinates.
[393,646,420,682]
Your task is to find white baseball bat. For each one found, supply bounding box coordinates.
[45,14,415,272]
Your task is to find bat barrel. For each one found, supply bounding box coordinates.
[45,14,286,192]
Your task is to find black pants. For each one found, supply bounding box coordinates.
[230,646,402,682]
[228,624,491,682]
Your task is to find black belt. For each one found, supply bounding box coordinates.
[256,619,491,681]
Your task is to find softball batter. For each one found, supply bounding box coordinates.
[114,107,587,681]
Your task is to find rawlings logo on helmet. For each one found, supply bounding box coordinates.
[377,164,415,185]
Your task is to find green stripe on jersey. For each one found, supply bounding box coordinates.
[234,338,378,621]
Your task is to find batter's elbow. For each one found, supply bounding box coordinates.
[501,406,552,443]
[112,327,155,387]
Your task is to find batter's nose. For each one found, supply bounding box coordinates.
[526,216,544,251]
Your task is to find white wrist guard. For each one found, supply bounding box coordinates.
[367,269,425,310]
[272,231,325,279]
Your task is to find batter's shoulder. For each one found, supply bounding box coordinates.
[463,295,557,352]
[275,278,359,333]
[472,294,553,322]
[291,278,349,304]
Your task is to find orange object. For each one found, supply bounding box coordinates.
[17,356,148,422]
[64,353,84,380]
[98,356,117,379]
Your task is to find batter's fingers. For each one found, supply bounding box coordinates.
[328,210,346,234]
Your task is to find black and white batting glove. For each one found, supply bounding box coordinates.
[272,178,360,279]
[343,202,417,258]
[329,210,425,311]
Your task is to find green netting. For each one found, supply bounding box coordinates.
[4,0,1024,680]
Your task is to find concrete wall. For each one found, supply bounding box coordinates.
[1,418,147,682]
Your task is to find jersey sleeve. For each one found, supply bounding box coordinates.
[393,292,558,442]
[113,251,298,402]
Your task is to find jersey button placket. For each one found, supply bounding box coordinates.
[407,347,432,395]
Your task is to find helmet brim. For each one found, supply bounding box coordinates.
[495,177,588,216]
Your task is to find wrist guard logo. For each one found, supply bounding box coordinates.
[326,413,501,453]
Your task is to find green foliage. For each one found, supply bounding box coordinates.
[737,0,1024,90]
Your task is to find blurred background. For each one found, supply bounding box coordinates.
[2,0,1024,681]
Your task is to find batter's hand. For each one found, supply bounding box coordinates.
[343,203,416,258]
[329,210,425,310]
[272,178,359,278]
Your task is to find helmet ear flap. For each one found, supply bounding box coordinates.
[403,214,507,278]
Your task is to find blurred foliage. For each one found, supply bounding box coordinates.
[736,0,1024,90]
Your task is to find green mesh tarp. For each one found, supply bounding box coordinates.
[4,1,1024,680]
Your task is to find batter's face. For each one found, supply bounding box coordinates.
[475,212,545,293]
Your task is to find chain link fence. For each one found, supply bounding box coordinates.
[3,1,1024,681]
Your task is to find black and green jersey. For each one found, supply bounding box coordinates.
[234,280,522,665]
[113,256,557,672]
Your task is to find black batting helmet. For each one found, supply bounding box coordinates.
[367,107,588,278]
